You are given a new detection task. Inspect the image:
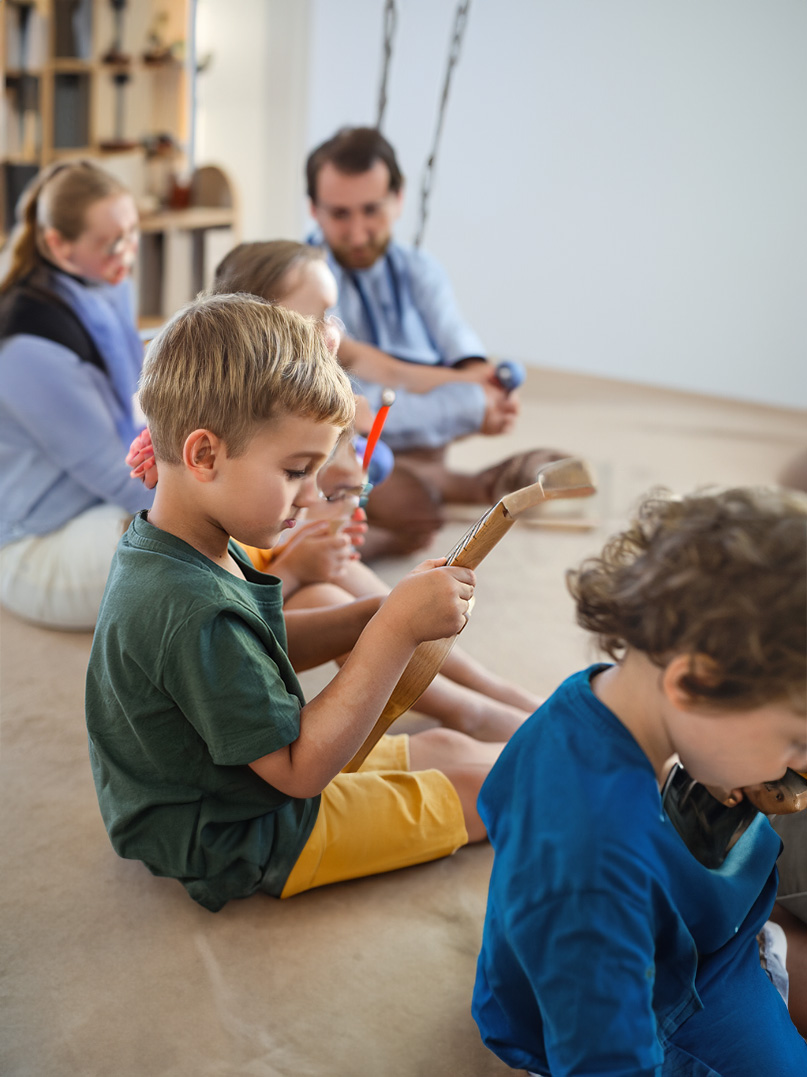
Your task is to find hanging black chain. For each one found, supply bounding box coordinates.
[414,0,472,248]
[376,0,398,130]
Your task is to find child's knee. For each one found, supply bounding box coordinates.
[442,764,489,843]
[284,581,354,610]
[410,726,503,767]
[410,726,480,767]
[409,728,496,844]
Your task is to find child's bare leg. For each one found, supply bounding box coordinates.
[286,577,531,738]
[394,446,487,503]
[394,447,568,505]
[363,465,443,558]
[284,580,356,612]
[415,676,528,741]
[440,645,542,713]
[338,559,389,598]
[769,902,807,1038]
[409,727,503,842]
[336,564,540,715]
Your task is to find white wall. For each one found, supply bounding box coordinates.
[195,0,310,241]
[305,0,806,409]
[196,1,807,409]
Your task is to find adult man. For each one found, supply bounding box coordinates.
[306,126,564,553]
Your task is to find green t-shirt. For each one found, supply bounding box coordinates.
[85,511,319,911]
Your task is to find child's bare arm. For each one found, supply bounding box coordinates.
[283,595,383,670]
[250,559,475,796]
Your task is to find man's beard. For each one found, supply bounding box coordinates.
[330,234,391,271]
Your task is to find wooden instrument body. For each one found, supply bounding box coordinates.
[345,635,462,772]
[739,769,807,815]
[342,504,513,771]
[664,765,807,868]
[344,458,596,772]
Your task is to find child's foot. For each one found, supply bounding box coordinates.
[444,697,529,742]
[475,678,542,715]
[439,652,543,714]
[417,676,530,742]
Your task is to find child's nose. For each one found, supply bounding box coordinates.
[296,474,320,508]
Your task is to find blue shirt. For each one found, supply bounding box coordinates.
[310,236,487,450]
[473,666,799,1076]
[324,240,484,365]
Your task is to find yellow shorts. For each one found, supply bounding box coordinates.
[280,734,468,898]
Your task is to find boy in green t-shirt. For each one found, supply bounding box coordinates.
[86,294,501,912]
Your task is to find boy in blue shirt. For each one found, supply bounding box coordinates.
[85,294,501,912]
[473,486,807,1075]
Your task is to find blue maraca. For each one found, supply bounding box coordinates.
[494,360,526,394]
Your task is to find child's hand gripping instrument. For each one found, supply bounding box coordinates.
[661,764,807,869]
[343,457,596,771]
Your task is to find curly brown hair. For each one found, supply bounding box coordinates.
[567,486,807,713]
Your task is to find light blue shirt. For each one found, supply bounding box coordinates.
[325,240,484,365]
[311,236,487,450]
[0,272,153,545]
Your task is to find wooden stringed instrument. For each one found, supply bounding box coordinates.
[344,457,597,771]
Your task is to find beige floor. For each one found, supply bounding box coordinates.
[1,368,804,1077]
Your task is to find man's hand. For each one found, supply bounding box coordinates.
[453,361,501,387]
[379,557,475,647]
[480,382,520,436]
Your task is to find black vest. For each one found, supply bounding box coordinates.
[0,268,107,372]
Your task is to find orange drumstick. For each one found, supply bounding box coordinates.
[361,389,396,473]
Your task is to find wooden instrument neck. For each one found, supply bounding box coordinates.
[446,503,515,570]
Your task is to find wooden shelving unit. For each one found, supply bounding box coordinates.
[1,0,239,326]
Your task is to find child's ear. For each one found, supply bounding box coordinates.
[662,653,723,711]
[182,429,221,482]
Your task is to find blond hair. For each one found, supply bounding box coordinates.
[0,159,129,292]
[139,292,355,464]
[568,486,807,713]
[213,240,325,303]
